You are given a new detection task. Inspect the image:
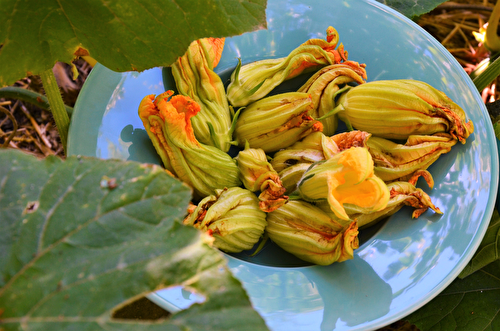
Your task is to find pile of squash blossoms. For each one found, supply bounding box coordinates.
[138,27,474,266]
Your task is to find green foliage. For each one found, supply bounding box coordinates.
[0,0,267,87]
[474,55,500,93]
[459,210,500,279]
[406,260,500,330]
[0,149,269,331]
[376,0,446,19]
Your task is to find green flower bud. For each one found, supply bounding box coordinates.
[184,187,268,253]
[235,144,288,212]
[336,79,474,143]
[266,200,358,265]
[227,26,348,107]
[171,38,234,152]
[367,133,457,183]
[234,92,323,152]
[298,61,367,135]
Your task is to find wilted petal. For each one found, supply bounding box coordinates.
[235,144,288,212]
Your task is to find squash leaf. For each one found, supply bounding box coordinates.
[376,0,446,19]
[405,260,500,330]
[0,0,267,86]
[459,209,500,279]
[0,149,269,331]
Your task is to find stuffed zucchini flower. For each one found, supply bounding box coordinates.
[138,90,241,199]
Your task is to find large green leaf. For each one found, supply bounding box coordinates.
[0,149,269,331]
[405,260,500,330]
[0,0,267,86]
[376,0,446,19]
[459,210,500,279]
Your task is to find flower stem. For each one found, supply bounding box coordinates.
[0,86,73,117]
[40,69,70,154]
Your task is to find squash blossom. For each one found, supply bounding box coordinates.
[266,200,359,265]
[171,37,234,152]
[235,143,288,212]
[336,79,474,143]
[297,147,390,220]
[234,92,323,152]
[367,133,457,183]
[298,61,367,135]
[227,26,348,107]
[271,131,370,193]
[183,187,268,253]
[138,90,241,199]
[319,181,442,228]
[271,132,339,192]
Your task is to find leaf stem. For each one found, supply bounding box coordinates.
[40,69,70,154]
[0,86,73,117]
[473,55,500,92]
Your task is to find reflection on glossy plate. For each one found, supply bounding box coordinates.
[68,0,499,330]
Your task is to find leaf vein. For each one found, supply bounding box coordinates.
[37,162,99,253]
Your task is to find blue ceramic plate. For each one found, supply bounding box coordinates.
[68,0,499,330]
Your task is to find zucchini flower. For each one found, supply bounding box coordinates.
[171,37,234,152]
[266,200,359,265]
[336,79,474,143]
[298,61,367,135]
[271,132,339,172]
[270,132,338,192]
[183,187,268,253]
[234,92,323,152]
[138,90,241,199]
[278,163,312,194]
[367,133,457,183]
[271,131,370,193]
[227,26,348,107]
[235,143,288,212]
[317,181,442,228]
[297,147,390,220]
